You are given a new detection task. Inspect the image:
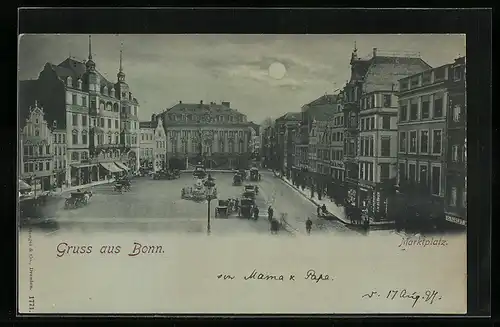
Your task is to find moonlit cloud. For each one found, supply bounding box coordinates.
[18,34,465,123]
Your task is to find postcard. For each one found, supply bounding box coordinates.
[18,33,467,314]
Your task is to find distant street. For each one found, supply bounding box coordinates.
[23,171,359,236]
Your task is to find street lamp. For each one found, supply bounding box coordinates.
[204,174,216,235]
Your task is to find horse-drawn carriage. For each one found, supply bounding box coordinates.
[114,179,131,193]
[238,198,255,218]
[244,184,259,195]
[152,170,178,180]
[64,191,92,209]
[249,167,261,181]
[193,165,207,179]
[215,199,230,218]
[233,173,242,186]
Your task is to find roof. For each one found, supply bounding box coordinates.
[276,112,302,121]
[139,121,158,129]
[363,56,432,93]
[348,55,432,93]
[309,105,336,121]
[306,94,339,107]
[48,57,140,105]
[166,102,244,117]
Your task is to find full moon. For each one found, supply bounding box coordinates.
[268,62,287,80]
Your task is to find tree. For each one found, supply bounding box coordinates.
[261,117,275,129]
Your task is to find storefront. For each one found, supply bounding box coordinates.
[99,162,123,179]
[70,163,94,186]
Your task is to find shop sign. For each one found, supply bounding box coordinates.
[445,214,467,226]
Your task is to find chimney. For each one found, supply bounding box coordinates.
[179,100,182,104]
[221,101,230,108]
[373,48,377,57]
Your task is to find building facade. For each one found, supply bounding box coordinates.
[52,129,67,187]
[275,112,301,178]
[443,56,467,228]
[139,114,167,171]
[20,101,54,193]
[342,46,432,220]
[159,101,253,170]
[397,60,455,223]
[18,36,139,187]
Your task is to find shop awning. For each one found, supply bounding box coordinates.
[18,179,31,191]
[100,162,122,173]
[114,162,130,171]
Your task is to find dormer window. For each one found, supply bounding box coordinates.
[67,76,73,87]
[77,78,82,90]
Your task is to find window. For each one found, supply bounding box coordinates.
[420,130,429,153]
[115,120,118,129]
[71,152,79,161]
[433,93,444,118]
[399,103,408,122]
[100,118,104,127]
[434,67,445,81]
[410,76,420,88]
[38,162,43,171]
[382,116,390,129]
[419,165,428,186]
[72,114,78,126]
[383,94,391,107]
[72,94,77,105]
[431,166,441,195]
[23,163,29,173]
[364,138,369,156]
[90,99,97,110]
[398,132,407,153]
[108,135,112,144]
[410,98,418,120]
[409,163,416,182]
[453,67,462,81]
[420,95,430,119]
[422,71,431,85]
[35,129,39,136]
[38,145,43,155]
[81,115,87,127]
[400,80,409,90]
[381,137,391,157]
[46,162,50,171]
[380,163,390,180]
[398,163,406,183]
[432,130,442,154]
[449,187,457,206]
[58,134,61,143]
[82,134,87,145]
[409,131,417,153]
[452,145,459,162]
[46,145,50,154]
[82,96,87,107]
[369,138,374,156]
[360,137,364,156]
[453,104,462,122]
[108,119,111,128]
[370,117,374,129]
[72,132,78,145]
[81,152,88,160]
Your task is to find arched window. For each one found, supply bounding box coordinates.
[113,103,119,112]
[77,79,82,90]
[110,88,115,98]
[103,86,108,96]
[67,76,73,87]
[99,101,105,111]
[34,129,39,136]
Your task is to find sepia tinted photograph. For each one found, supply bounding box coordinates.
[18,33,467,314]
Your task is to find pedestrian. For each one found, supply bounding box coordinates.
[316,205,321,217]
[268,206,274,221]
[321,204,327,214]
[306,217,312,235]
